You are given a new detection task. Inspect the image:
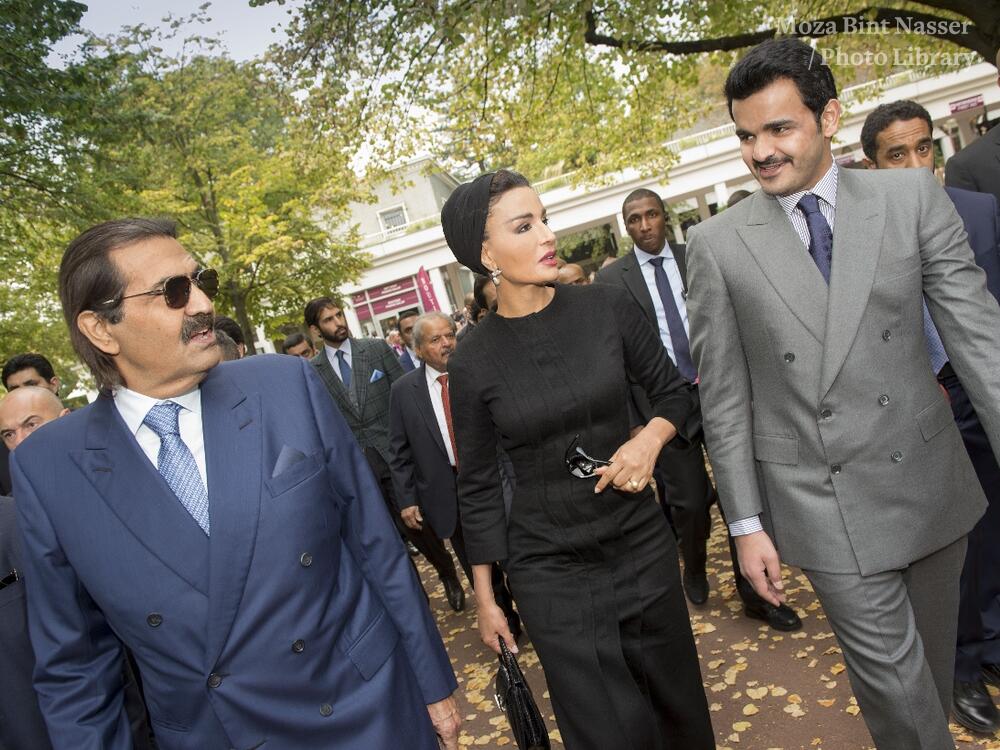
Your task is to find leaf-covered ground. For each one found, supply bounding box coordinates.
[417,505,1000,749]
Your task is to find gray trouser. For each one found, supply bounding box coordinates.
[806,536,966,750]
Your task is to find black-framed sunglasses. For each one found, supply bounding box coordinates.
[100,268,220,310]
[564,434,611,479]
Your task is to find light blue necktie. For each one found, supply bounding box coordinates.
[922,301,949,375]
[336,349,352,389]
[648,256,697,382]
[143,402,210,535]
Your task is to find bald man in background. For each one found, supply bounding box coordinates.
[0,386,155,750]
[557,262,590,286]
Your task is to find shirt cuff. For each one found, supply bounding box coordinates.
[728,515,764,536]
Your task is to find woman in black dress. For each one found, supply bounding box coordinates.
[442,170,714,749]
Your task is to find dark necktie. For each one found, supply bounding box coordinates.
[142,402,210,535]
[437,374,459,468]
[335,349,352,389]
[797,193,833,283]
[648,256,697,381]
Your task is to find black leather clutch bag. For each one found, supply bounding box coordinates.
[493,636,550,750]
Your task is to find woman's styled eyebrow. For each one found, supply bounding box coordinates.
[505,209,547,224]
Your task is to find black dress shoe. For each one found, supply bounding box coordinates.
[953,678,1000,734]
[683,569,709,605]
[744,600,802,632]
[442,578,465,612]
[983,663,1000,689]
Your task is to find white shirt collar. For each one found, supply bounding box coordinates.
[324,338,352,359]
[634,241,676,267]
[113,385,202,437]
[776,161,839,219]
[425,363,446,385]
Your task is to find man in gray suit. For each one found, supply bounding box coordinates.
[304,297,465,611]
[945,49,1000,204]
[687,38,1000,749]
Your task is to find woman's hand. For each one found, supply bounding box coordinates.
[477,599,517,655]
[594,418,676,494]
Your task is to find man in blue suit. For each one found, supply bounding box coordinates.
[863,100,1000,734]
[398,309,421,372]
[12,218,460,750]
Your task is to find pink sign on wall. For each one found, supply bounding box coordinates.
[351,291,367,305]
[371,289,419,315]
[415,267,441,311]
[356,305,373,321]
[368,277,415,299]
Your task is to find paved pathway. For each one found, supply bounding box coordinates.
[418,508,1000,749]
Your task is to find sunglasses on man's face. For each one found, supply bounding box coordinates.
[102,268,220,310]
[564,434,611,479]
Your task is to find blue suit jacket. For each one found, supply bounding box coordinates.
[945,186,1000,303]
[399,348,418,373]
[12,355,456,750]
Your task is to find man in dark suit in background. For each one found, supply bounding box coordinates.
[597,189,801,631]
[863,98,1000,733]
[388,313,521,637]
[397,310,421,372]
[15,220,459,749]
[945,50,1000,204]
[306,296,465,611]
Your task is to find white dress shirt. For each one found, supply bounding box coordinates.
[324,338,353,382]
[425,364,456,467]
[405,346,421,367]
[634,242,689,367]
[113,386,208,488]
[729,162,840,538]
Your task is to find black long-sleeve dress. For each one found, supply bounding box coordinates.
[448,283,715,750]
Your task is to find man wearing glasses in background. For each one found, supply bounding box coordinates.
[11,218,460,750]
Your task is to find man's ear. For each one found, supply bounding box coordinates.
[76,310,121,357]
[820,99,842,139]
[49,375,61,393]
[863,157,878,170]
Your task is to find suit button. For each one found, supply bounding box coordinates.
[146,613,163,628]
[299,552,313,567]
[320,703,333,717]
[783,352,795,363]
[207,673,223,689]
[831,464,842,474]
[292,639,305,653]
[891,451,903,463]
[820,409,832,419]
[882,329,892,341]
[878,394,890,406]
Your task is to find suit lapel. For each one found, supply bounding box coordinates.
[72,396,209,594]
[819,170,887,396]
[620,252,658,328]
[200,367,262,671]
[413,366,448,459]
[351,339,372,413]
[737,193,828,344]
[311,351,359,418]
[673,245,689,292]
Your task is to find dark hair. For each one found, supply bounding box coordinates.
[213,315,245,347]
[2,353,56,389]
[472,274,491,310]
[398,309,420,325]
[727,189,753,207]
[281,331,311,352]
[214,330,241,361]
[304,296,345,329]
[725,38,838,124]
[622,188,665,217]
[860,100,933,161]
[482,169,531,241]
[59,218,178,390]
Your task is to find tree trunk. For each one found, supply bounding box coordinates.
[226,281,257,356]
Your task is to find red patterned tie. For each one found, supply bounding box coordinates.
[437,374,459,469]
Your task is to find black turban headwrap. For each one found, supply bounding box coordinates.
[440,172,495,276]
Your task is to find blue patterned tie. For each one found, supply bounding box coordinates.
[648,256,697,382]
[922,301,949,374]
[336,349,352,389]
[143,402,210,535]
[797,193,833,284]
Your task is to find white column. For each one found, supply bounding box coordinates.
[253,324,276,354]
[343,304,362,337]
[956,114,978,148]
[938,132,956,160]
[696,194,712,221]
[714,182,730,208]
[427,266,452,313]
[614,213,628,239]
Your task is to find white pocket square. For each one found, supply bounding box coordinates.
[369,369,385,383]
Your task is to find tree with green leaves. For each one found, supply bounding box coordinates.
[260,1,996,182]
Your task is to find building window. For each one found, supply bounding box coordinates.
[379,205,408,235]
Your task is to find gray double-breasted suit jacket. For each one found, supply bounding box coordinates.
[686,166,1000,576]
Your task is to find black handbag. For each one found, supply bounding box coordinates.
[493,636,551,750]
